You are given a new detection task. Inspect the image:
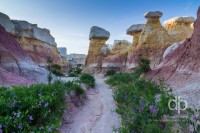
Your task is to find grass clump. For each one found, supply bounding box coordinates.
[80,73,95,88]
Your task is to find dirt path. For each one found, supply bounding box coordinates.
[60,74,120,133]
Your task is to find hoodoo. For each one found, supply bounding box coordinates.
[83,26,110,73]
[127,11,175,70]
[164,16,195,42]
[126,24,145,69]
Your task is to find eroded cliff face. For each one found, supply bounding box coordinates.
[127,11,175,70]
[83,26,110,73]
[0,12,62,66]
[164,16,195,42]
[0,26,50,86]
[146,7,200,108]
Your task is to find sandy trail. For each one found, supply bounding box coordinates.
[60,74,120,133]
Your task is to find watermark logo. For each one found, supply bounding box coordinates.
[168,96,188,114]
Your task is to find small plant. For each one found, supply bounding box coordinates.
[47,56,53,84]
[68,72,78,77]
[80,73,95,88]
[105,68,116,76]
[51,64,65,77]
[138,57,151,73]
[179,108,200,133]
[73,84,85,96]
[74,67,83,75]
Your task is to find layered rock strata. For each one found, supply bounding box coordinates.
[0,25,50,85]
[164,16,195,42]
[0,12,62,66]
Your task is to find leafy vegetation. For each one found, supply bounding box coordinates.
[68,72,78,77]
[0,81,84,132]
[105,68,116,76]
[51,64,65,77]
[106,58,177,132]
[138,57,151,72]
[80,73,95,88]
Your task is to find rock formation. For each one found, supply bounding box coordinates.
[146,7,200,108]
[102,40,130,70]
[0,25,50,85]
[68,54,86,67]
[110,40,131,55]
[58,47,68,71]
[164,16,195,42]
[127,11,175,70]
[83,26,110,73]
[126,24,144,69]
[101,44,110,56]
[0,12,62,66]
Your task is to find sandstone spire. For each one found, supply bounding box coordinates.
[83,26,110,73]
[138,11,174,49]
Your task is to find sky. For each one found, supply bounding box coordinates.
[0,0,199,54]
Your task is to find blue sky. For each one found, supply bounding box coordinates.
[0,0,199,54]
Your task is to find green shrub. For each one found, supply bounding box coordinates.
[106,61,175,132]
[105,68,116,76]
[72,84,85,96]
[112,76,174,132]
[80,73,95,88]
[138,57,151,72]
[74,67,83,75]
[0,81,85,132]
[0,82,68,132]
[105,72,139,86]
[52,70,65,77]
[51,64,61,70]
[68,72,78,77]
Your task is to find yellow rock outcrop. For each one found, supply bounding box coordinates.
[164,16,195,42]
[128,11,175,69]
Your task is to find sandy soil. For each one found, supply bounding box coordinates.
[60,74,121,133]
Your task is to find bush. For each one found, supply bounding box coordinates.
[80,73,95,88]
[105,68,116,76]
[74,67,83,75]
[0,81,84,132]
[51,64,61,70]
[111,76,174,132]
[105,73,139,86]
[138,57,151,72]
[106,62,175,132]
[73,84,85,96]
[68,72,78,77]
